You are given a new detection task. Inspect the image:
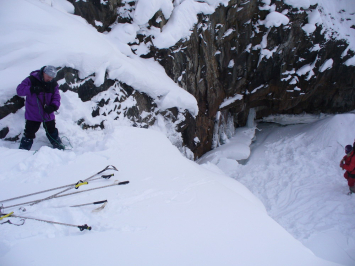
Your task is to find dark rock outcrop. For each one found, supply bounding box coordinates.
[0,127,9,139]
[56,67,158,129]
[151,0,355,158]
[0,96,25,120]
[67,0,121,32]
[57,67,115,102]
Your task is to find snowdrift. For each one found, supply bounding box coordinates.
[200,113,355,265]
[0,126,340,266]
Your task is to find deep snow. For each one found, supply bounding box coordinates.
[0,119,343,266]
[200,113,355,266]
[240,115,355,266]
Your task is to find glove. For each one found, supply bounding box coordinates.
[30,86,43,95]
[340,162,345,170]
[44,104,57,114]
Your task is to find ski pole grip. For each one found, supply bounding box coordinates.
[93,200,108,205]
[78,224,92,231]
[101,174,114,179]
[118,181,129,185]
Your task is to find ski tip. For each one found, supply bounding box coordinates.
[92,202,107,213]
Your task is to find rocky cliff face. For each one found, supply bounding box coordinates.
[2,0,354,160]
[153,0,355,157]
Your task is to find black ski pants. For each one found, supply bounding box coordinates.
[24,119,56,139]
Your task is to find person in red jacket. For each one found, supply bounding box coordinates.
[340,144,355,194]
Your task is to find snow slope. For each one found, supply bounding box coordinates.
[237,115,355,266]
[200,113,355,266]
[0,124,340,266]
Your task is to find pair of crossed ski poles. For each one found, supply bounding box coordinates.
[0,165,129,231]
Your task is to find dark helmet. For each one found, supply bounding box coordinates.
[345,145,352,154]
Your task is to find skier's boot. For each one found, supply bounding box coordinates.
[46,128,65,150]
[349,186,355,195]
[19,136,33,150]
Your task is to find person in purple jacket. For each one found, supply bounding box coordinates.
[17,65,64,150]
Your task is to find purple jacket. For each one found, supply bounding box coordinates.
[17,70,61,122]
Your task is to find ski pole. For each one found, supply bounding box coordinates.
[0,174,114,204]
[0,212,91,231]
[337,141,344,149]
[70,200,107,207]
[46,181,129,200]
[3,181,129,209]
[70,200,108,212]
[29,165,118,206]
